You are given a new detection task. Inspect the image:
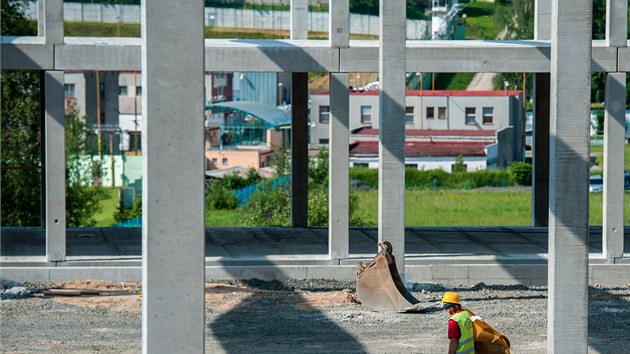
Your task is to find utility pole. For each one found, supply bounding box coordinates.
[110,131,115,187]
[96,70,102,158]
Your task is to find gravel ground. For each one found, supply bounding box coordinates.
[1,279,629,353]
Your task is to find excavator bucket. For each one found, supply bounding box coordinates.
[356,241,424,312]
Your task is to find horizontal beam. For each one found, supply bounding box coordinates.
[1,263,629,287]
[2,37,627,73]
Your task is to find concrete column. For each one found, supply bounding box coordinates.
[547,0,592,352]
[378,0,406,276]
[44,71,66,262]
[606,0,628,47]
[38,0,63,44]
[291,72,309,228]
[532,73,550,227]
[329,0,349,48]
[329,73,349,260]
[141,1,205,353]
[534,0,551,40]
[290,0,308,40]
[532,0,551,227]
[603,73,627,260]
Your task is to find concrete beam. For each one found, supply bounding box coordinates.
[290,0,308,40]
[0,38,622,72]
[329,73,349,260]
[3,262,630,286]
[603,73,627,259]
[346,40,617,73]
[378,0,406,277]
[56,37,142,71]
[547,0,592,351]
[204,39,339,72]
[329,0,349,48]
[291,72,309,228]
[1,37,54,70]
[141,1,205,352]
[606,0,628,47]
[44,71,66,262]
[532,73,550,227]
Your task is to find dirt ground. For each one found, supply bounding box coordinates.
[1,280,629,353]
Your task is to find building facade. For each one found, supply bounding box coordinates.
[310,89,524,163]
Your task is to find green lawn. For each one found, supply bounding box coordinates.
[461,2,505,40]
[96,188,630,227]
[590,144,630,172]
[205,208,246,227]
[93,187,119,227]
[353,189,630,227]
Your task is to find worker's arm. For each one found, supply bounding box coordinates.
[448,338,458,354]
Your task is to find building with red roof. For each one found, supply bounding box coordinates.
[310,89,524,171]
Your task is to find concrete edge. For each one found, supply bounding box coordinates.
[1,264,628,286]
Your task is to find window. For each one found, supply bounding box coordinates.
[319,106,330,123]
[119,86,128,96]
[99,83,105,98]
[353,163,369,168]
[465,107,476,125]
[64,84,75,97]
[360,106,372,124]
[128,132,141,152]
[426,107,435,119]
[405,107,414,123]
[438,107,446,119]
[405,163,418,169]
[319,139,329,145]
[211,158,218,165]
[482,107,494,124]
[222,158,228,165]
[136,86,142,96]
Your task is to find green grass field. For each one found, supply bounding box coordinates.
[93,187,119,226]
[461,1,505,40]
[96,188,630,227]
[590,144,630,172]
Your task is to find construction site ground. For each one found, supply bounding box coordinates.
[1,280,629,353]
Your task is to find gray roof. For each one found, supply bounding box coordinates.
[205,101,291,127]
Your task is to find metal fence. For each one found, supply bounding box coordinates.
[22,1,430,39]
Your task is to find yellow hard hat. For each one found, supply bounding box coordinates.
[441,292,461,305]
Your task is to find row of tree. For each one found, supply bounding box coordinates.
[492,0,630,104]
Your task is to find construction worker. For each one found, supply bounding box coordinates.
[442,291,475,354]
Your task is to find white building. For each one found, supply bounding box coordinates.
[310,89,525,166]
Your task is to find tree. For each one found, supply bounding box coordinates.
[1,0,41,226]
[494,0,630,105]
[494,0,534,40]
[1,0,37,36]
[64,109,108,226]
[1,0,107,226]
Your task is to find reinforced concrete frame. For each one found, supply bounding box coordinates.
[1,0,628,352]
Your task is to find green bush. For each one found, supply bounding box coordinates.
[243,181,369,227]
[508,161,532,186]
[454,169,512,189]
[405,169,450,189]
[349,168,379,189]
[114,197,142,222]
[352,167,513,190]
[243,181,291,227]
[206,181,238,210]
